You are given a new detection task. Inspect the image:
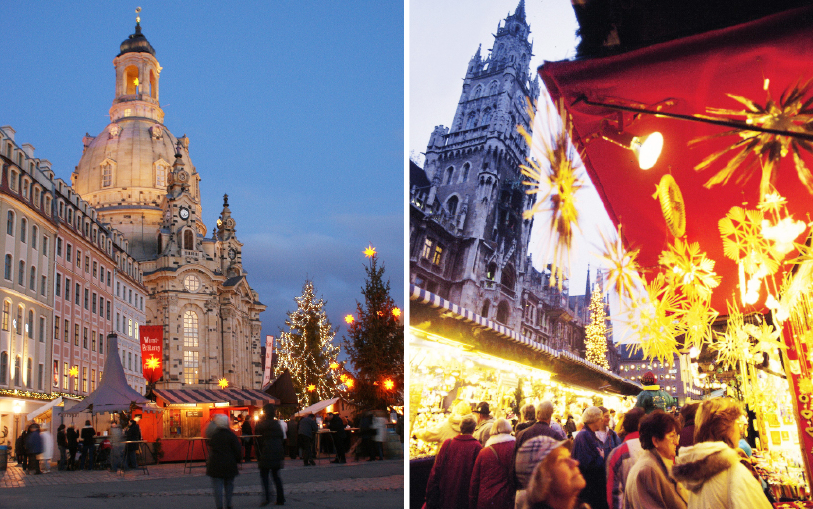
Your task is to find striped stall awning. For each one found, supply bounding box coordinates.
[153,388,279,407]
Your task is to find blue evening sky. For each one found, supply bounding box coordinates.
[0,2,404,352]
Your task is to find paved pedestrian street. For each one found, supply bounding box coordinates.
[0,459,404,508]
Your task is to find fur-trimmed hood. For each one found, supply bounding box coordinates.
[484,433,515,448]
[672,441,739,492]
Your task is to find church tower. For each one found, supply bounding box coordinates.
[417,0,540,321]
[72,13,266,389]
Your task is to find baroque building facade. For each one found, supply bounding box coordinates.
[410,1,608,360]
[71,21,265,389]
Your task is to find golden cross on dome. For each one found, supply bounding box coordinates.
[136,6,141,24]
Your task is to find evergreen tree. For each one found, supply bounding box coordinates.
[585,285,610,369]
[343,250,404,410]
[277,280,341,408]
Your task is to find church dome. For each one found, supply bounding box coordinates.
[118,22,155,56]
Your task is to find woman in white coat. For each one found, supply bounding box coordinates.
[672,398,771,509]
[38,424,54,473]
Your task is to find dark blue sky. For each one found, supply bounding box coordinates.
[0,2,404,350]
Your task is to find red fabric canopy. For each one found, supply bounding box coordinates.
[539,5,813,314]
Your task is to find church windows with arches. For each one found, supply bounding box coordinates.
[445,166,454,185]
[183,229,194,250]
[6,211,14,236]
[155,163,167,188]
[446,195,459,216]
[125,65,139,95]
[183,311,198,348]
[472,85,483,100]
[489,81,499,95]
[482,108,492,125]
[102,162,113,187]
[184,351,199,385]
[496,301,510,324]
[466,112,478,129]
[461,163,470,182]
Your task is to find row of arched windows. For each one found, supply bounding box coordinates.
[3,300,46,342]
[481,299,511,325]
[2,163,52,217]
[443,162,472,186]
[0,352,40,389]
[470,81,501,101]
[4,254,47,296]
[463,108,494,130]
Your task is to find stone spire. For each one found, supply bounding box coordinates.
[514,0,526,21]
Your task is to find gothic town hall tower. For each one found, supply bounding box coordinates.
[71,19,266,389]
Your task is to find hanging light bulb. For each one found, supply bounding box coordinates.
[630,132,663,170]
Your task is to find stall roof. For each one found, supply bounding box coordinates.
[27,396,66,421]
[153,388,279,407]
[295,398,339,417]
[539,5,813,315]
[262,369,299,406]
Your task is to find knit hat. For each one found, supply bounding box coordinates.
[515,436,570,489]
[581,406,603,425]
[642,371,657,385]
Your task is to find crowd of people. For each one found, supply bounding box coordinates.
[420,372,776,509]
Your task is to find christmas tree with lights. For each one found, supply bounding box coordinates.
[585,284,610,369]
[277,280,341,408]
[343,246,404,410]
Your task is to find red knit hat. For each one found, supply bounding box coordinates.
[642,371,657,385]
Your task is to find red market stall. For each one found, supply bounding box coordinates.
[538,4,813,497]
[149,388,279,462]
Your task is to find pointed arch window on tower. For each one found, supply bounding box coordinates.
[502,264,516,292]
[466,112,478,130]
[472,85,483,100]
[489,81,499,95]
[481,300,490,318]
[461,163,470,182]
[444,166,454,185]
[496,301,510,324]
[183,229,194,250]
[482,108,492,125]
[446,196,459,216]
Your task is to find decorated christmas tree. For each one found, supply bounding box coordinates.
[343,246,404,410]
[585,285,610,369]
[277,280,341,408]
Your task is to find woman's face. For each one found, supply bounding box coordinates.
[547,447,586,499]
[652,428,680,461]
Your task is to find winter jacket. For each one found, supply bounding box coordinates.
[678,424,695,448]
[469,434,515,509]
[474,416,495,447]
[425,434,482,509]
[298,415,318,438]
[515,420,536,434]
[80,425,96,445]
[573,426,608,509]
[606,432,644,509]
[255,417,285,470]
[624,449,688,509]
[418,412,469,445]
[287,419,298,446]
[206,427,242,479]
[635,385,676,414]
[57,429,68,448]
[598,427,622,458]
[564,418,577,437]
[672,441,772,509]
[329,414,346,440]
[512,421,566,485]
[26,429,43,455]
[66,427,78,448]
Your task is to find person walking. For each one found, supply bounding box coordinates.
[241,414,254,462]
[597,407,622,458]
[79,420,96,470]
[329,412,347,463]
[523,438,588,509]
[109,421,124,475]
[624,410,688,509]
[125,418,141,470]
[255,403,286,506]
[17,428,28,469]
[635,372,676,414]
[473,402,496,447]
[564,414,577,439]
[469,418,516,509]
[206,414,242,509]
[25,423,43,474]
[424,415,482,509]
[672,398,772,509]
[287,417,299,459]
[66,424,79,470]
[513,401,566,486]
[572,406,609,509]
[606,407,645,509]
[56,424,68,471]
[39,424,53,473]
[359,410,376,461]
[372,410,387,461]
[297,413,318,466]
[515,404,537,434]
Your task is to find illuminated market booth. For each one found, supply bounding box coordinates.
[409,286,640,501]
[534,3,813,502]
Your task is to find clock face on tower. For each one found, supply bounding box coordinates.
[228,248,236,260]
[179,206,190,220]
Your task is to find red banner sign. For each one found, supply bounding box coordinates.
[140,325,164,384]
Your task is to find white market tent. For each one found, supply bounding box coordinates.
[63,334,155,415]
[294,397,339,417]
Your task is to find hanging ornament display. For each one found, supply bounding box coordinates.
[653,174,686,238]
[594,224,644,304]
[520,98,586,290]
[691,78,813,198]
[658,238,721,300]
[712,301,751,370]
[624,273,686,365]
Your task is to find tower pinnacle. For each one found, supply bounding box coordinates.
[514,0,526,20]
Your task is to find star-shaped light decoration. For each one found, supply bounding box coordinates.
[339,374,348,383]
[69,366,78,377]
[681,296,719,352]
[307,384,316,392]
[719,206,779,276]
[218,378,229,389]
[344,314,354,324]
[364,245,377,258]
[658,238,721,300]
[520,99,586,290]
[692,77,813,198]
[625,273,686,364]
[145,356,161,370]
[594,225,644,304]
[329,362,339,370]
[392,307,401,318]
[345,379,355,389]
[744,321,785,357]
[383,379,395,390]
[712,301,751,370]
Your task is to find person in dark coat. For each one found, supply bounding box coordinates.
[359,410,375,461]
[66,424,79,470]
[79,420,96,470]
[286,417,299,459]
[678,402,699,448]
[206,414,242,509]
[297,413,318,466]
[57,424,68,470]
[424,415,482,509]
[25,422,43,474]
[16,428,28,469]
[329,412,347,463]
[124,418,142,470]
[572,406,609,509]
[255,403,286,506]
[241,415,254,462]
